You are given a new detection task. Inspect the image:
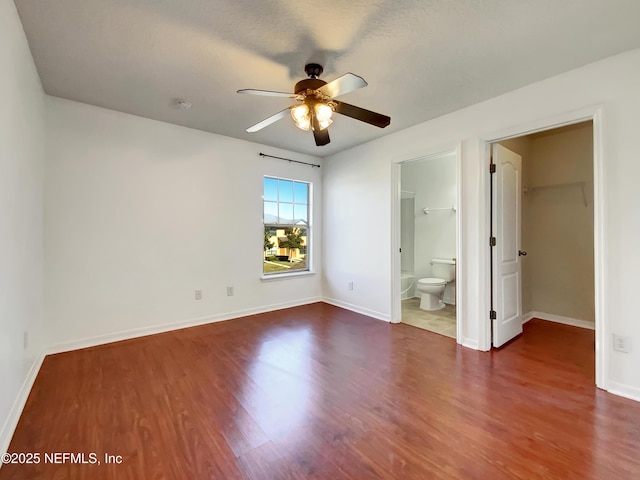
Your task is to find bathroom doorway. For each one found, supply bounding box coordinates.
[396,149,460,339]
[490,121,596,351]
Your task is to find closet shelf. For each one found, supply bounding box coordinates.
[523,181,588,207]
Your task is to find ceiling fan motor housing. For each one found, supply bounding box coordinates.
[294,78,327,95]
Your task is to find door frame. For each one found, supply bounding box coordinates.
[482,106,606,389]
[390,144,464,344]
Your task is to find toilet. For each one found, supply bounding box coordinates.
[417,258,456,311]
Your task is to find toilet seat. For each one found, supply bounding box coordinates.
[418,277,446,286]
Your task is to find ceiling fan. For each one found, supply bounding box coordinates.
[237,63,391,146]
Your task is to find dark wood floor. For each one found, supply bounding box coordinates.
[2,303,640,479]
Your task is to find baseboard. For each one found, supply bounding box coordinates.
[607,381,640,403]
[460,336,479,350]
[48,297,323,354]
[0,352,45,457]
[322,298,390,322]
[524,311,595,330]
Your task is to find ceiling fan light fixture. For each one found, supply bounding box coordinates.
[291,104,311,131]
[314,103,333,130]
[314,103,333,122]
[317,116,332,130]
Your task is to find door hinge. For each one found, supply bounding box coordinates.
[490,310,497,320]
[490,164,496,174]
[490,236,496,247]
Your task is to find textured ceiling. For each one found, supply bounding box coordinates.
[14,0,640,156]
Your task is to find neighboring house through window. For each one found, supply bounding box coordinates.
[263,176,310,275]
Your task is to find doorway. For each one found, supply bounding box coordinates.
[392,148,461,340]
[490,121,596,356]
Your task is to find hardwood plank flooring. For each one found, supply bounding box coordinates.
[1,304,639,479]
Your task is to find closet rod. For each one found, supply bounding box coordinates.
[259,152,321,168]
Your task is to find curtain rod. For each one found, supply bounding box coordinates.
[259,152,320,168]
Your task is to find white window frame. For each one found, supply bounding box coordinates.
[262,176,312,279]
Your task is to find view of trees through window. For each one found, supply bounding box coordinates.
[263,177,310,275]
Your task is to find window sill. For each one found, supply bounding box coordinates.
[260,271,316,282]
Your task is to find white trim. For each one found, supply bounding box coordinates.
[484,106,602,144]
[260,271,315,282]
[453,142,464,346]
[607,382,640,403]
[460,337,479,350]
[0,352,45,457]
[483,105,606,388]
[47,297,322,354]
[591,109,607,390]
[524,311,595,330]
[390,160,401,324]
[322,298,390,322]
[480,139,492,351]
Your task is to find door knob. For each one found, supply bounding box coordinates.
[518,250,527,256]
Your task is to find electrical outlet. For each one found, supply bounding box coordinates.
[613,334,631,353]
[348,281,354,291]
[23,331,28,350]
[227,286,234,296]
[195,290,202,300]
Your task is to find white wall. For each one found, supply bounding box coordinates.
[45,97,323,350]
[401,153,457,302]
[321,147,392,320]
[0,0,46,454]
[322,48,640,398]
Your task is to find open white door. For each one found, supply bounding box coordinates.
[492,144,523,347]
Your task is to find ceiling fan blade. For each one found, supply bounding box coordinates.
[237,89,299,98]
[246,108,290,133]
[334,100,391,128]
[317,73,367,98]
[312,115,330,146]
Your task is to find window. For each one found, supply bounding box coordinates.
[263,176,310,275]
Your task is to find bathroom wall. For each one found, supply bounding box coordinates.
[401,152,457,302]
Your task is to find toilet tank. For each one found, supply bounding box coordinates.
[431,258,456,282]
